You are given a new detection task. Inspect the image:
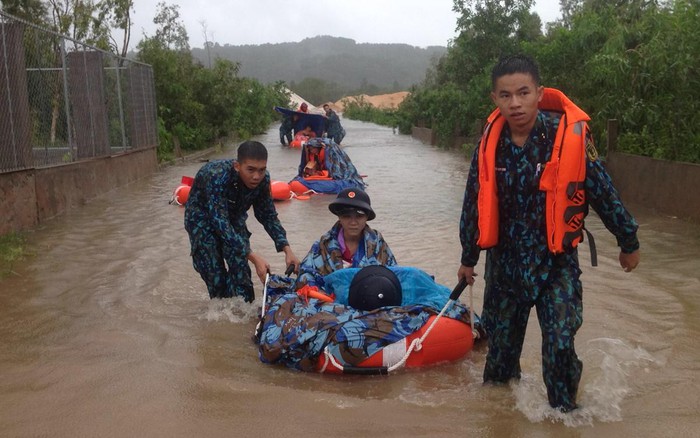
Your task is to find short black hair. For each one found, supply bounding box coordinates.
[237,140,268,162]
[491,54,541,90]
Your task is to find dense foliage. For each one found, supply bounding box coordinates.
[135,3,289,161]
[1,1,291,161]
[391,0,700,163]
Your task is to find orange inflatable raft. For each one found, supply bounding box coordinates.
[270,180,292,201]
[315,315,473,374]
[170,176,193,206]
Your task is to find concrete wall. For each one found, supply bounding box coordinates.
[1,148,157,234]
[606,152,700,221]
[411,126,700,222]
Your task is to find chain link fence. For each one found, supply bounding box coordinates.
[0,11,156,173]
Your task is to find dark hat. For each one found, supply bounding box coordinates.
[348,265,402,311]
[328,188,375,220]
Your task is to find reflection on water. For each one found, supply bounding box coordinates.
[0,119,698,437]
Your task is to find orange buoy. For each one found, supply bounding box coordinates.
[270,180,292,201]
[289,180,309,195]
[172,184,191,206]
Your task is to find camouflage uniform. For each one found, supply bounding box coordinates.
[459,111,639,411]
[295,222,397,291]
[324,109,345,145]
[184,159,289,301]
[279,115,293,145]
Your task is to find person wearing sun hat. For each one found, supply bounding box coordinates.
[294,188,396,295]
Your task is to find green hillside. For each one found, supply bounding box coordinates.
[191,35,446,102]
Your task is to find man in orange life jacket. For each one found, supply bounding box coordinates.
[456,55,640,412]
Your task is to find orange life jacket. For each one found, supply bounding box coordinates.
[477,88,590,254]
[305,149,326,170]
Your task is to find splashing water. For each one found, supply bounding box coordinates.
[513,337,660,427]
[201,297,261,323]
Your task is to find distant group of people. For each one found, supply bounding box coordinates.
[184,54,640,414]
[279,102,345,147]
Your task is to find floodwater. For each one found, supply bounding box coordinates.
[1,119,699,437]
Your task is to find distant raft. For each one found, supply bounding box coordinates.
[170,176,193,206]
[290,138,365,195]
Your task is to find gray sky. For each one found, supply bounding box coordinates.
[130,0,563,49]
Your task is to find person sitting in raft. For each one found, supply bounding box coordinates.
[294,188,397,298]
[293,125,316,144]
[299,102,309,113]
[300,138,328,177]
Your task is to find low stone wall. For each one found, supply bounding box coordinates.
[1,148,158,235]
[411,126,700,222]
[606,152,700,221]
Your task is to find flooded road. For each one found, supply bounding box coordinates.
[1,119,699,437]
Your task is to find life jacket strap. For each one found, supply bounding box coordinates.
[583,227,598,267]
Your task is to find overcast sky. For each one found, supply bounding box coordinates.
[129,0,563,49]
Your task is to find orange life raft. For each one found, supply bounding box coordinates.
[270,180,292,201]
[171,176,193,206]
[314,315,474,373]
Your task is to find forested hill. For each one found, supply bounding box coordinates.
[191,35,446,96]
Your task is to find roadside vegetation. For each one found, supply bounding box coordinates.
[3,0,290,162]
[348,0,700,163]
[0,232,28,278]
[134,3,290,161]
[5,0,696,163]
[342,97,398,128]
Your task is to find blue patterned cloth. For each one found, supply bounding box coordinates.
[292,138,365,193]
[184,159,289,300]
[257,271,482,371]
[294,222,397,292]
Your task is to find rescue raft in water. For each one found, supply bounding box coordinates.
[256,266,483,375]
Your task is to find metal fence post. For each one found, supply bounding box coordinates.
[60,38,75,161]
[115,66,127,150]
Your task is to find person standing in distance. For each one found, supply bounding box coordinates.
[457,54,640,412]
[185,140,300,302]
[323,103,346,145]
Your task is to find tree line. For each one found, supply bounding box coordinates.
[387,0,699,163]
[1,0,289,161]
[191,36,446,105]
[4,0,697,163]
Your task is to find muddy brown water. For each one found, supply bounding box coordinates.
[1,119,698,437]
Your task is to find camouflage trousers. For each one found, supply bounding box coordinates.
[185,222,254,302]
[279,127,292,146]
[481,259,583,412]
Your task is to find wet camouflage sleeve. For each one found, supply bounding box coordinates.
[295,222,397,291]
[459,146,482,267]
[251,174,289,252]
[583,134,639,253]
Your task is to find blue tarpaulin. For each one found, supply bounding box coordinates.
[274,106,327,137]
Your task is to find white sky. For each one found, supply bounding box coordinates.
[129,0,563,49]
